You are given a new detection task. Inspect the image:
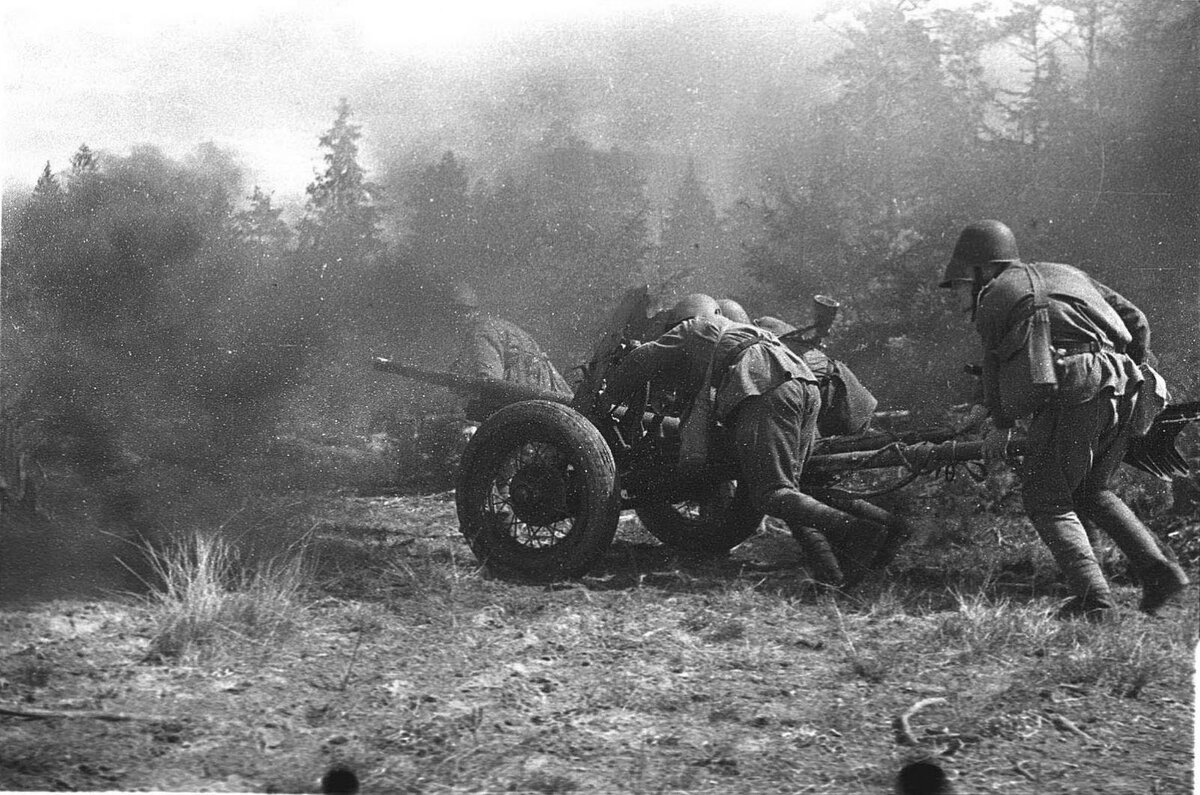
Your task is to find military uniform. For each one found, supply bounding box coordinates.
[974,261,1188,614]
[752,315,905,566]
[603,314,885,585]
[452,316,572,396]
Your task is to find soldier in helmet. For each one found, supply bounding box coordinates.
[750,313,912,569]
[601,293,888,587]
[941,219,1188,618]
[448,282,572,397]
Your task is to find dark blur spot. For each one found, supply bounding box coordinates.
[320,764,359,795]
[897,759,952,795]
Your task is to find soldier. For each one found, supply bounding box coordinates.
[448,282,572,397]
[601,293,888,587]
[753,314,911,569]
[751,315,877,437]
[941,219,1188,617]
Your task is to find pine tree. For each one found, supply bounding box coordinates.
[233,186,293,267]
[298,98,382,268]
[68,144,97,181]
[33,162,61,200]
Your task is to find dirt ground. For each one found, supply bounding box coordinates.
[0,492,1195,794]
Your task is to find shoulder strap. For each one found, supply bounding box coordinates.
[1026,263,1049,311]
[701,327,727,391]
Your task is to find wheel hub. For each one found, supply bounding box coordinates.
[508,462,569,526]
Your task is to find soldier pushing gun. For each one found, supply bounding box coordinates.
[941,219,1189,618]
[599,293,892,588]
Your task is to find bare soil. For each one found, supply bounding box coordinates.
[0,491,1195,794]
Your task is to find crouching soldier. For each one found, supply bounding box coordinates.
[448,281,573,409]
[601,293,888,587]
[753,312,912,571]
[941,219,1188,618]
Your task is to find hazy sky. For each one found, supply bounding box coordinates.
[2,0,855,202]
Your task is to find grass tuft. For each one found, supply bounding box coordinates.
[926,591,1058,664]
[141,530,310,662]
[1036,618,1187,698]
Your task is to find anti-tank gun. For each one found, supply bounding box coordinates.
[375,287,1198,582]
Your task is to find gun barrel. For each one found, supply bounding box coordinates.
[372,357,571,421]
[373,358,477,391]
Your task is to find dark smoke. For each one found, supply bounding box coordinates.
[0,142,424,600]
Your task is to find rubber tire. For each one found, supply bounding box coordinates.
[633,482,764,556]
[455,400,620,581]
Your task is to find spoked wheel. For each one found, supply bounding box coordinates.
[633,480,764,557]
[455,400,620,581]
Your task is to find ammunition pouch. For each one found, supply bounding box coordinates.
[1130,364,1170,438]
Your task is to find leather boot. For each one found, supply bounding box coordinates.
[820,492,912,570]
[1081,490,1189,614]
[1031,512,1115,618]
[789,525,844,585]
[764,489,884,586]
[1138,559,1189,615]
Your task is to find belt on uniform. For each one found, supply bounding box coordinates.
[1053,341,1115,357]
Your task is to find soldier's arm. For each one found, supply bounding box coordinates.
[1091,277,1151,364]
[602,323,692,407]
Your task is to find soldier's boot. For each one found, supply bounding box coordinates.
[790,525,844,586]
[830,497,914,570]
[764,489,885,588]
[1081,490,1189,615]
[1032,512,1116,620]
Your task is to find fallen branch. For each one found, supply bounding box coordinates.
[1047,712,1094,742]
[0,704,175,723]
[1013,760,1038,782]
[893,697,948,746]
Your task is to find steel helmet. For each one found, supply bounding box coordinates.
[939,220,1020,287]
[449,282,480,309]
[717,299,751,324]
[664,293,721,329]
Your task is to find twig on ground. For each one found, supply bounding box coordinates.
[893,697,948,746]
[1047,712,1094,742]
[338,629,365,691]
[1013,760,1038,782]
[0,704,174,723]
[939,737,964,756]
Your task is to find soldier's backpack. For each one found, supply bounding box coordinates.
[799,347,878,437]
[755,316,878,438]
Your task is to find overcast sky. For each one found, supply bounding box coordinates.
[2,0,857,199]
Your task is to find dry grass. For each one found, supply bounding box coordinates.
[2,494,1194,793]
[139,529,311,662]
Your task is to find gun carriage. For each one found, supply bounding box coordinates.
[375,287,1195,581]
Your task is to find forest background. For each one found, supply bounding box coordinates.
[2,0,1197,555]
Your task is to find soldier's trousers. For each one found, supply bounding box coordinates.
[728,380,883,582]
[1022,386,1186,607]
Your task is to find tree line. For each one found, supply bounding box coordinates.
[2,0,1196,471]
